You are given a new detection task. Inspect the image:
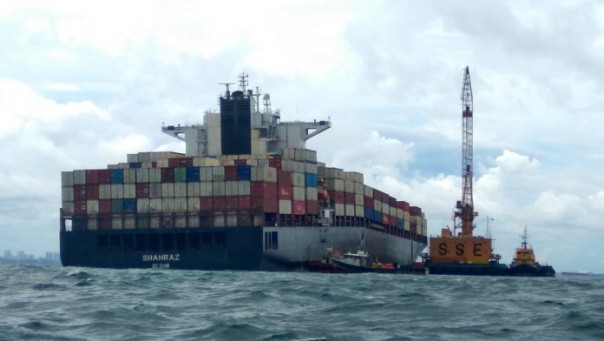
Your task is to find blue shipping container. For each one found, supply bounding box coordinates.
[305,173,317,187]
[373,210,382,223]
[110,169,124,184]
[397,218,404,229]
[364,207,374,219]
[237,165,251,181]
[129,162,142,169]
[123,199,137,214]
[186,167,200,182]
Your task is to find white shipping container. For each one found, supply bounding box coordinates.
[306,187,318,201]
[123,184,136,199]
[149,199,162,212]
[149,216,159,228]
[86,200,99,214]
[304,162,318,174]
[138,198,150,213]
[374,200,382,213]
[212,166,225,181]
[345,204,355,216]
[364,185,373,198]
[344,180,355,193]
[175,215,187,228]
[138,152,150,163]
[124,215,136,229]
[292,173,305,187]
[111,184,124,199]
[293,187,305,201]
[279,200,292,214]
[136,168,149,183]
[187,197,200,212]
[87,217,98,230]
[212,182,225,196]
[127,154,139,163]
[124,169,136,183]
[355,183,364,195]
[73,170,86,185]
[149,183,162,198]
[238,181,251,196]
[174,198,187,212]
[161,183,175,197]
[150,168,162,183]
[355,205,364,217]
[200,182,213,196]
[200,167,213,181]
[334,203,345,216]
[325,167,344,179]
[162,198,175,212]
[345,172,364,183]
[156,159,169,168]
[326,179,344,192]
[98,185,111,199]
[188,214,199,228]
[213,213,225,227]
[112,216,123,229]
[62,202,74,215]
[226,213,237,227]
[355,194,364,206]
[187,183,200,197]
[61,172,74,187]
[62,187,74,202]
[225,181,238,196]
[264,167,277,182]
[174,183,187,197]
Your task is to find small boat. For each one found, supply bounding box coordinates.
[509,227,555,277]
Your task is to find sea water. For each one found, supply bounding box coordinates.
[1,263,603,340]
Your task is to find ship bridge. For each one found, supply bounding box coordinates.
[162,74,331,157]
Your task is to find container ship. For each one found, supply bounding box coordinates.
[60,73,428,270]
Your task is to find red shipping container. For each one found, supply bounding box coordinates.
[382,213,391,226]
[136,183,150,198]
[345,193,355,205]
[269,158,282,169]
[98,214,112,230]
[199,198,213,212]
[225,196,238,210]
[277,170,292,185]
[251,181,264,197]
[225,166,238,181]
[397,201,410,211]
[74,201,87,215]
[238,196,252,210]
[86,170,99,184]
[74,185,87,201]
[364,196,374,208]
[306,200,319,215]
[168,157,192,168]
[213,197,226,211]
[278,185,292,200]
[331,191,345,204]
[161,168,174,182]
[86,184,99,200]
[98,169,111,184]
[410,206,422,216]
[99,199,112,214]
[263,197,278,213]
[234,159,247,166]
[293,200,306,215]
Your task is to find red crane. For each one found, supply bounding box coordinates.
[455,66,478,236]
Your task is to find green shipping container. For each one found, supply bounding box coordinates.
[174,167,187,182]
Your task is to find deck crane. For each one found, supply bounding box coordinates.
[455,66,478,237]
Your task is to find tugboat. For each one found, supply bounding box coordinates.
[509,227,555,277]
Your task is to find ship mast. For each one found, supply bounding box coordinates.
[455,66,478,236]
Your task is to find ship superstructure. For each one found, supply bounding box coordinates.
[60,73,428,270]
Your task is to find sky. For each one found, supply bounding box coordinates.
[1,0,603,272]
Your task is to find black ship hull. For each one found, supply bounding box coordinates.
[425,262,510,276]
[60,227,265,270]
[509,264,556,277]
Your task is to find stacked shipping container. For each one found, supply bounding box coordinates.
[61,149,426,237]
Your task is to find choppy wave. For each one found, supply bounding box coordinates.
[1,264,603,340]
